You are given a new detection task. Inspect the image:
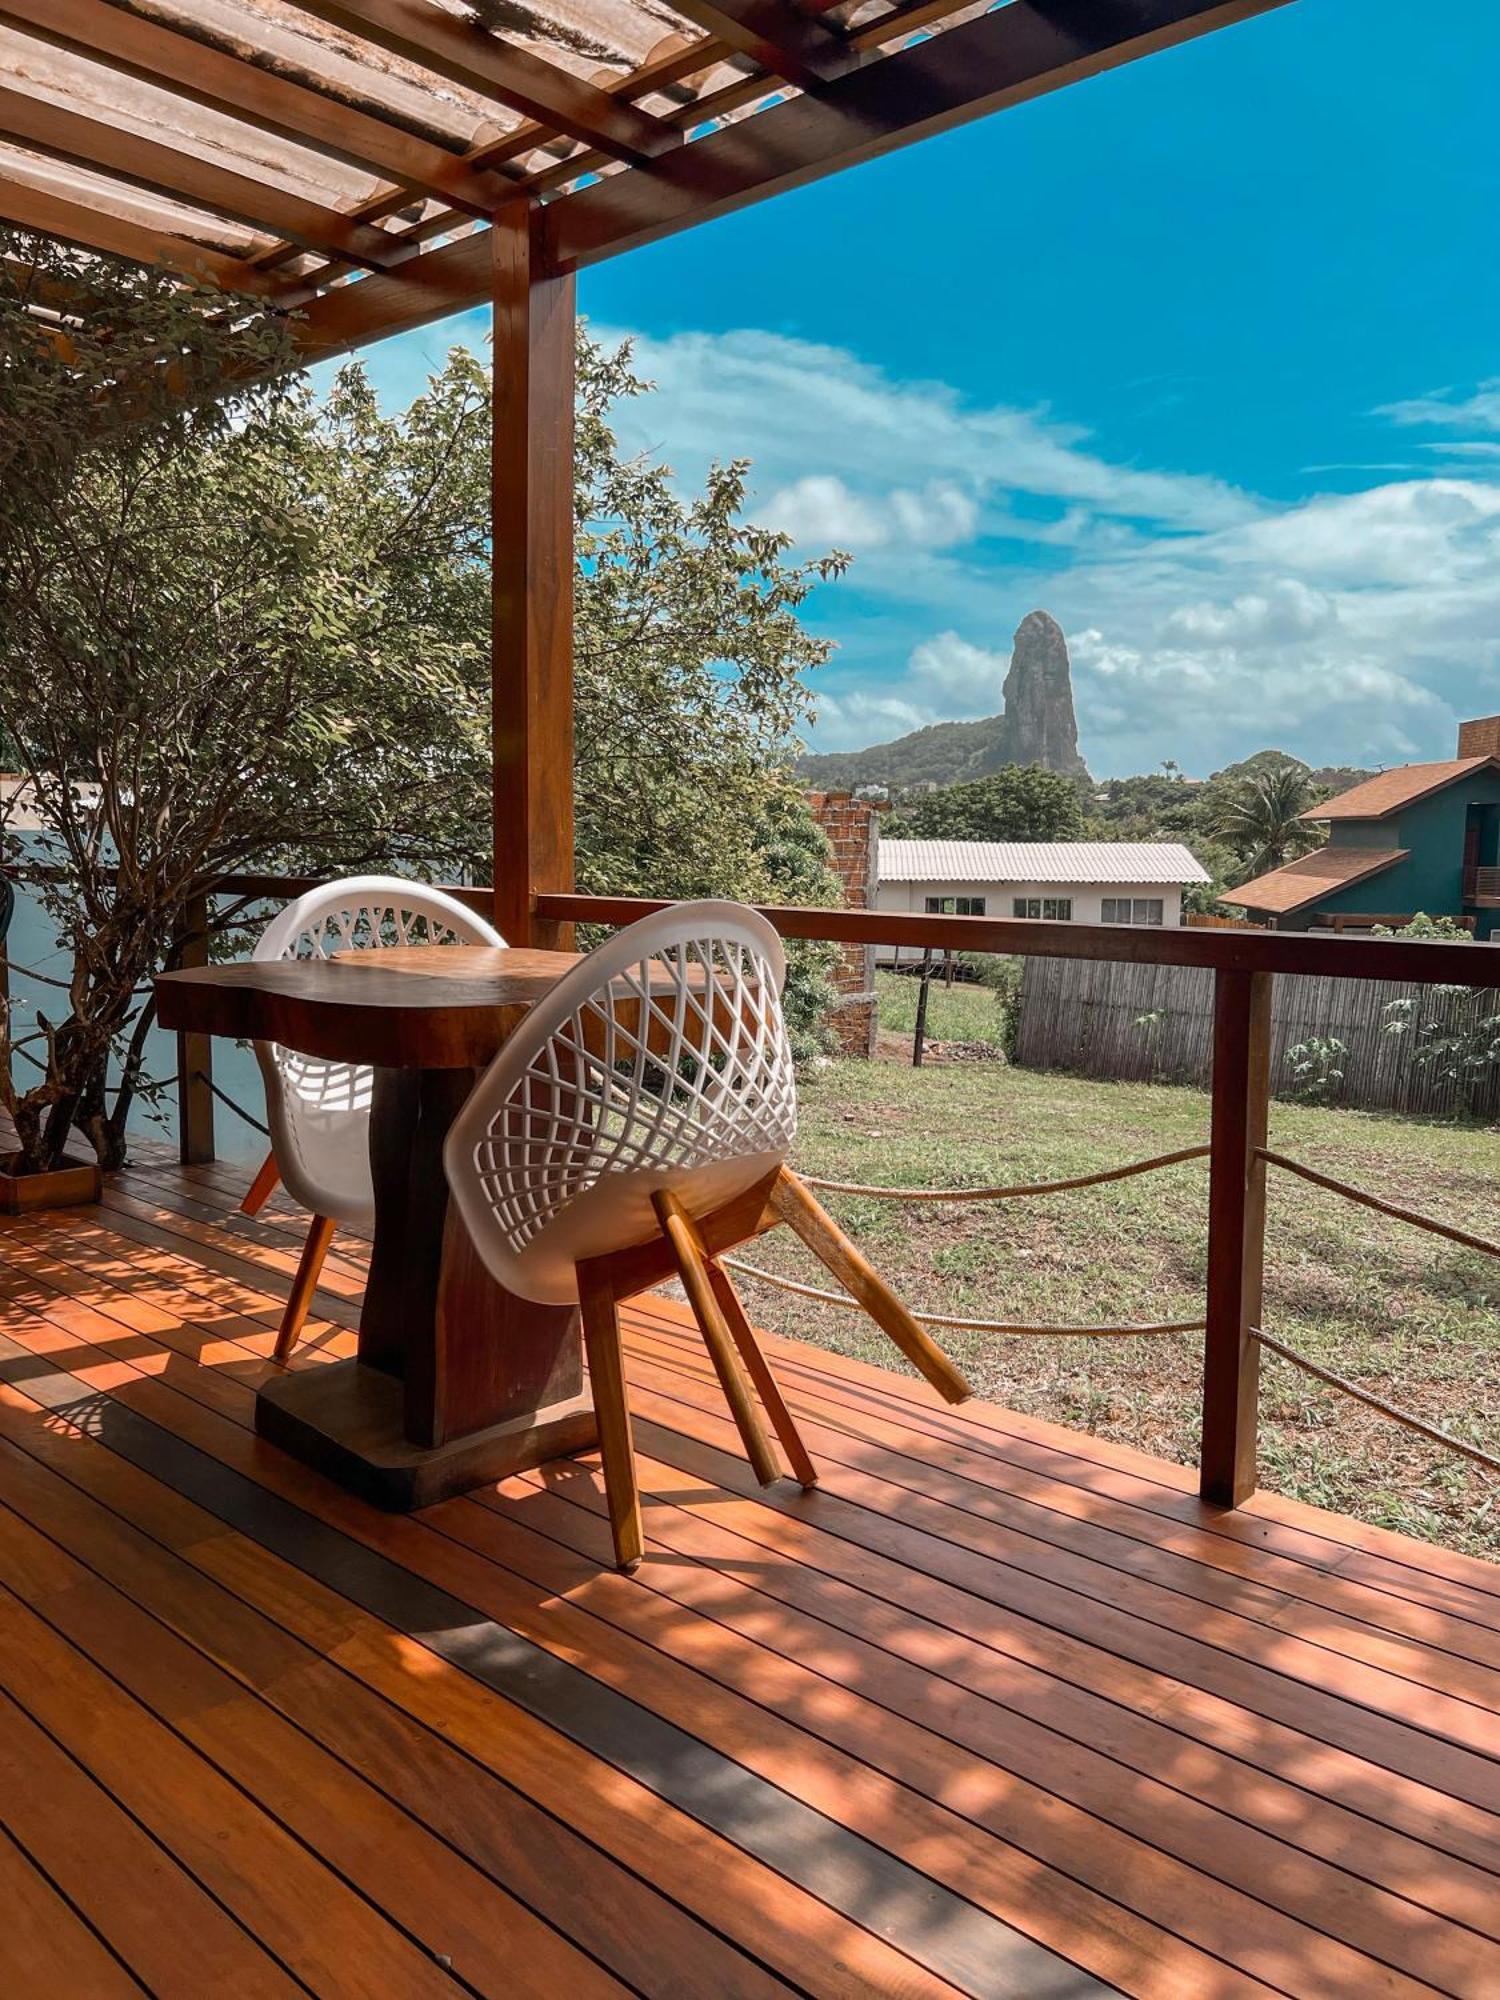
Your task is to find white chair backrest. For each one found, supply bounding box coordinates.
[254,875,503,1219]
[445,902,797,1302]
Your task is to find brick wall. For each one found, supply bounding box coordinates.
[1458,715,1500,759]
[805,790,879,1057]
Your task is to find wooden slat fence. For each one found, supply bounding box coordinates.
[1015,956,1500,1118]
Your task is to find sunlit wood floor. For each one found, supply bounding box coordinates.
[1,1150,1498,1997]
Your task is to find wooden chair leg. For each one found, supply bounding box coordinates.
[769,1167,972,1406]
[706,1260,817,1490]
[578,1269,644,1571]
[241,1151,280,1217]
[653,1190,782,1486]
[273,1214,336,1365]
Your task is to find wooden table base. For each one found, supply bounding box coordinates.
[255,1361,597,1511]
[253,1063,593,1510]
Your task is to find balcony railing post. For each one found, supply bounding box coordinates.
[1200,966,1273,1506]
[175,890,216,1166]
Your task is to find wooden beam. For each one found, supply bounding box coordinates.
[0,173,276,291]
[490,202,575,950]
[666,0,852,90]
[1200,967,1272,1506]
[282,0,679,164]
[0,0,515,214]
[544,0,1293,268]
[0,82,399,270]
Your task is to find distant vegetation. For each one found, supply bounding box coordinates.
[801,710,1019,794]
[883,765,1083,843]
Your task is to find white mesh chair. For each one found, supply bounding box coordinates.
[245,875,503,1361]
[445,901,969,1570]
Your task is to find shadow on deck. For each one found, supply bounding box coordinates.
[1,1152,1498,1998]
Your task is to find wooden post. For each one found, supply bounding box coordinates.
[1200,966,1272,1506]
[175,890,216,1165]
[913,947,933,1066]
[491,198,575,950]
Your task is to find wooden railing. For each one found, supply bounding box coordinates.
[1463,864,1500,906]
[193,876,1500,1511]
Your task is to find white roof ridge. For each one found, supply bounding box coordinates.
[877,838,1210,885]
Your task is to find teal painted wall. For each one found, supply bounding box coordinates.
[1309,770,1500,938]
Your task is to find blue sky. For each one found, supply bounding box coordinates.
[327,0,1500,779]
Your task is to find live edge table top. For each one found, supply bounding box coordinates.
[154,945,588,1069]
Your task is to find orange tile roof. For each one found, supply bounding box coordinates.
[1302,756,1500,821]
[1227,846,1407,915]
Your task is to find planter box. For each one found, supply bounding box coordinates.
[0,1153,103,1214]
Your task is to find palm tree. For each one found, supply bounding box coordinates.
[1207,763,1321,879]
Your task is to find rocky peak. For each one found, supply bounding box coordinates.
[1000,611,1087,777]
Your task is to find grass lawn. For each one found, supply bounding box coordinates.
[870,965,1007,1046]
[741,1030,1500,1562]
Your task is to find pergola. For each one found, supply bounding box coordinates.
[0,0,1286,949]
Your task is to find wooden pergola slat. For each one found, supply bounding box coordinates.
[0,0,517,214]
[0,169,275,289]
[666,0,852,90]
[0,81,399,270]
[283,0,681,165]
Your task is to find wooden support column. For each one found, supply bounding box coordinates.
[175,891,216,1166]
[491,198,575,949]
[1200,966,1272,1506]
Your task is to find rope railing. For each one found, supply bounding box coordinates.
[801,1144,1210,1202]
[1259,1149,1500,1262]
[1252,1327,1500,1477]
[726,1141,1209,1338]
[1252,1150,1498,1475]
[191,1069,270,1138]
[721,1256,1204,1338]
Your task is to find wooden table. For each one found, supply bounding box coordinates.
[155,945,601,1509]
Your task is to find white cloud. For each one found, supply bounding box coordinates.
[763,474,977,551]
[908,632,1010,710]
[600,324,1259,543]
[812,688,932,750]
[595,328,1500,774]
[1378,380,1500,432]
[1160,580,1338,647]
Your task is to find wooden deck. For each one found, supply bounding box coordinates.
[1,1157,1499,1998]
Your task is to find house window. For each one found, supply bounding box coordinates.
[925,895,986,916]
[1013,898,1072,921]
[1102,897,1165,925]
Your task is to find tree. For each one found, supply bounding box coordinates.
[1,234,844,1173]
[884,764,1084,843]
[1204,761,1322,879]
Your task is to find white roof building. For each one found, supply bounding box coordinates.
[875,839,1209,946]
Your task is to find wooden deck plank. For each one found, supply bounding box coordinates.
[3,1167,1498,2000]
[617,1362,1500,1785]
[440,1489,1481,1996]
[0,1422,800,1998]
[0,1580,466,2000]
[0,1824,145,1998]
[0,1262,1274,1993]
[499,1448,1500,1942]
[691,1289,1500,1616]
[623,1300,1500,1660]
[625,1314,1500,1691]
[0,1324,1036,1997]
[0,1387,911,2000]
[0,1683,304,1997]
